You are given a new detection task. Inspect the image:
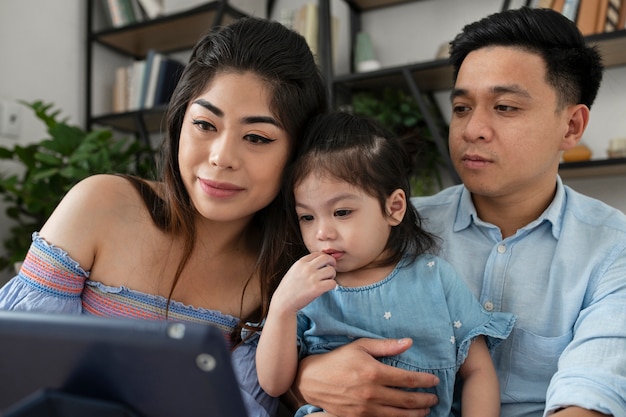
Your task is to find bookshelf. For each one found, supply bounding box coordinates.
[86,1,248,146]
[317,0,626,181]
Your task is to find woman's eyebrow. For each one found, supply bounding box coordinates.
[192,98,280,126]
[241,115,280,126]
[193,99,222,116]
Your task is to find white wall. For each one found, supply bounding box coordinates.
[0,0,85,283]
[0,0,624,283]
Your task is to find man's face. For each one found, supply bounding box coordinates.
[448,46,576,206]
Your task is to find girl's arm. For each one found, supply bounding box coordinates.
[256,252,337,397]
[256,299,300,397]
[458,336,500,417]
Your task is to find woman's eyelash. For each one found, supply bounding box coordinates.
[191,119,212,130]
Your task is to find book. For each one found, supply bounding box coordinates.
[136,0,163,19]
[595,0,610,33]
[152,57,185,107]
[561,0,580,21]
[139,49,158,109]
[618,0,626,28]
[605,0,622,31]
[118,0,137,25]
[533,0,554,8]
[576,0,601,35]
[144,52,163,108]
[551,0,566,12]
[293,3,319,60]
[129,0,146,22]
[128,59,146,110]
[112,66,128,113]
[100,0,114,27]
[105,0,126,27]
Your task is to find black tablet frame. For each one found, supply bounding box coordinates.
[0,310,247,417]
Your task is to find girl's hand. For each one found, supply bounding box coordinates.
[271,252,337,314]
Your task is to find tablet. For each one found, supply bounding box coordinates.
[0,310,248,417]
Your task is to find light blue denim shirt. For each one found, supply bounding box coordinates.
[412,177,626,417]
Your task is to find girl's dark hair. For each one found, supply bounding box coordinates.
[122,17,327,345]
[449,6,603,109]
[286,112,437,268]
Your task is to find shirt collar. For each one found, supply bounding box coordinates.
[453,176,566,239]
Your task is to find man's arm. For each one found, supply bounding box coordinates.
[293,338,440,417]
[546,246,626,417]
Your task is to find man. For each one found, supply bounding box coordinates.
[294,7,625,417]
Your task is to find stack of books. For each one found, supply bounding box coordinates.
[536,0,626,35]
[100,0,164,28]
[112,50,185,113]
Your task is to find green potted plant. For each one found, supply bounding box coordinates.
[0,100,156,272]
[350,88,447,196]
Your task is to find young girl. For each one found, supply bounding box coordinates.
[0,18,326,417]
[256,112,515,417]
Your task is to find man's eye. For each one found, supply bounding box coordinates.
[191,119,215,131]
[246,134,274,144]
[334,209,351,217]
[495,105,517,112]
[452,105,470,114]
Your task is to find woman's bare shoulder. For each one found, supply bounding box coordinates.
[38,174,160,270]
[66,173,153,206]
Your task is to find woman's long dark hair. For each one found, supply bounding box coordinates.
[122,17,327,345]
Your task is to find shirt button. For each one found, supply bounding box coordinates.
[497,244,506,254]
[484,301,494,311]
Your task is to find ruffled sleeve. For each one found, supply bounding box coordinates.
[0,232,87,314]
[434,255,516,364]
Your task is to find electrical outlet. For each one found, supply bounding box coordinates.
[0,100,22,139]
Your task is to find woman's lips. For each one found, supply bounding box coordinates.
[199,178,244,198]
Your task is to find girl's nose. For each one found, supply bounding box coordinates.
[315,222,336,241]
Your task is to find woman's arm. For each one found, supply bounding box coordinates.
[458,336,499,417]
[293,338,440,417]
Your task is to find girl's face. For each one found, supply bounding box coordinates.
[178,72,290,224]
[294,173,399,274]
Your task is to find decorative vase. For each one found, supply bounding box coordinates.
[354,31,381,73]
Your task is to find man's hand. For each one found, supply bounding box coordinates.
[293,338,439,417]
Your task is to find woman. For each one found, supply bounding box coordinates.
[0,17,326,417]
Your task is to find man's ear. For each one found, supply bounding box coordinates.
[560,104,590,151]
[385,189,406,226]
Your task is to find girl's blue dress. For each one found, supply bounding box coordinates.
[295,254,516,417]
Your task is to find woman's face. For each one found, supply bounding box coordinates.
[178,71,290,224]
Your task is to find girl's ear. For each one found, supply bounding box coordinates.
[385,189,406,226]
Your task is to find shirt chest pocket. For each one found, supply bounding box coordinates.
[500,327,572,402]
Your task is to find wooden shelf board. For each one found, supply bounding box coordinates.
[559,158,626,179]
[91,108,167,133]
[334,29,626,96]
[345,0,419,11]
[587,29,626,68]
[92,2,245,58]
[333,59,453,93]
